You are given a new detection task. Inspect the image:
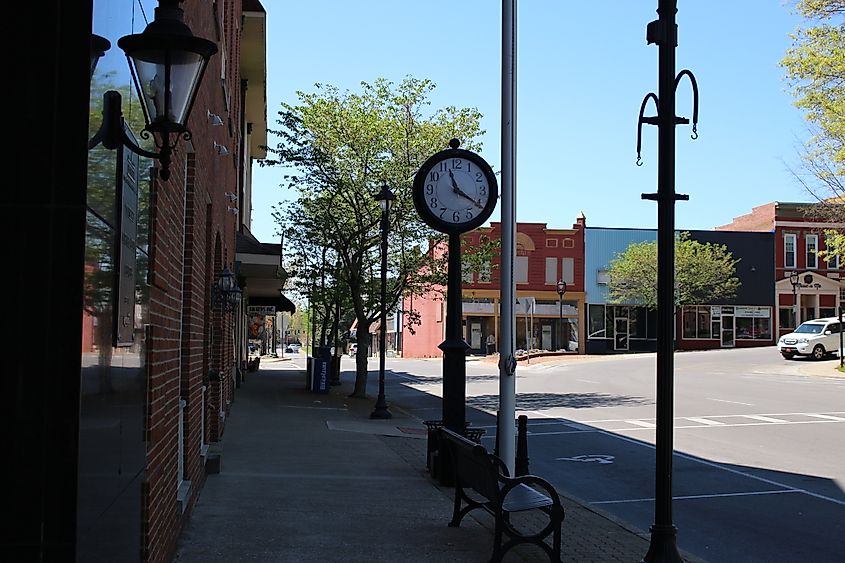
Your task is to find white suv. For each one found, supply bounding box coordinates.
[777,317,842,360]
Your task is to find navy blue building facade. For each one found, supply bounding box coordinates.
[584,227,775,354]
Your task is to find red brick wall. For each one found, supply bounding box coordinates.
[141,1,244,561]
[463,220,585,293]
[715,202,775,232]
[401,288,445,358]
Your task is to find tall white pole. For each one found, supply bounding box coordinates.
[498,0,517,474]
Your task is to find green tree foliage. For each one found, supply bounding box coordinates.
[607,233,740,309]
[264,77,485,397]
[781,0,845,260]
[782,0,845,168]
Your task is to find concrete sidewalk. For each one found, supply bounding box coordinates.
[173,359,701,563]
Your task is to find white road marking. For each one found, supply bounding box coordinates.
[686,417,725,426]
[625,420,656,428]
[592,489,802,505]
[707,398,754,406]
[805,413,845,421]
[576,379,600,384]
[743,415,789,423]
[526,410,845,508]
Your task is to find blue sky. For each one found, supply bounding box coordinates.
[250,1,812,243]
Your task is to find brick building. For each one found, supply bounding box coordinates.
[717,201,844,335]
[10,1,269,561]
[401,217,586,357]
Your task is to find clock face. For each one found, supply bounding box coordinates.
[413,148,498,234]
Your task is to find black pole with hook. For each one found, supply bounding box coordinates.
[636,1,699,562]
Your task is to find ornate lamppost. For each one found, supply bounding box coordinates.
[370,185,395,419]
[556,279,567,352]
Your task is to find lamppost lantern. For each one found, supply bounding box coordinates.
[556,279,567,298]
[88,0,217,181]
[375,184,395,213]
[217,265,236,293]
[90,34,111,79]
[213,265,241,313]
[118,0,217,135]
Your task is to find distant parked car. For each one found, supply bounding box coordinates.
[777,317,842,360]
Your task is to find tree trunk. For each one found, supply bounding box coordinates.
[350,322,371,397]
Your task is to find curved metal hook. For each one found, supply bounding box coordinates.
[636,92,659,166]
[674,69,699,140]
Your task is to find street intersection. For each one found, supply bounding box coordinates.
[357,347,845,563]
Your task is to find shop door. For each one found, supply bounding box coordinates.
[541,324,552,351]
[721,315,735,347]
[470,322,482,350]
[614,317,629,351]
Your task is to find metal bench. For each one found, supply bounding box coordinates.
[439,427,564,562]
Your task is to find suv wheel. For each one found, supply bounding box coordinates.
[811,345,826,360]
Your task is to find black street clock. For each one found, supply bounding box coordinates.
[413,139,498,234]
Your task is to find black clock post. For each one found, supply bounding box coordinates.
[412,139,499,436]
[440,233,469,433]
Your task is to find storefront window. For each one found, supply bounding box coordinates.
[779,307,795,329]
[589,304,606,338]
[737,316,771,339]
[630,307,646,338]
[683,306,713,339]
[682,307,696,338]
[697,308,711,339]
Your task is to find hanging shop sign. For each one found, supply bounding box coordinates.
[113,126,140,347]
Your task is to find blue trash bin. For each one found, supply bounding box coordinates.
[311,346,332,393]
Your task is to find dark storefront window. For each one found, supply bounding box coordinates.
[80,1,156,558]
[683,306,714,339]
[736,316,771,340]
[589,304,606,338]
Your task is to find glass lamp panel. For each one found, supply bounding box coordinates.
[218,271,235,292]
[128,49,204,127]
[167,50,205,125]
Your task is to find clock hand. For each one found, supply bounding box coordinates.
[448,169,484,209]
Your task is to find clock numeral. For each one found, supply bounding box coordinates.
[452,158,462,170]
[476,172,483,182]
[429,171,440,182]
[439,207,448,218]
[479,185,487,195]
[425,184,435,195]
[465,210,474,220]
[429,197,438,208]
[452,211,461,222]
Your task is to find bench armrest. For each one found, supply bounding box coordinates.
[499,474,563,508]
[489,453,511,478]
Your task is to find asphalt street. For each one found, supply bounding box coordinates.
[335,347,845,563]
